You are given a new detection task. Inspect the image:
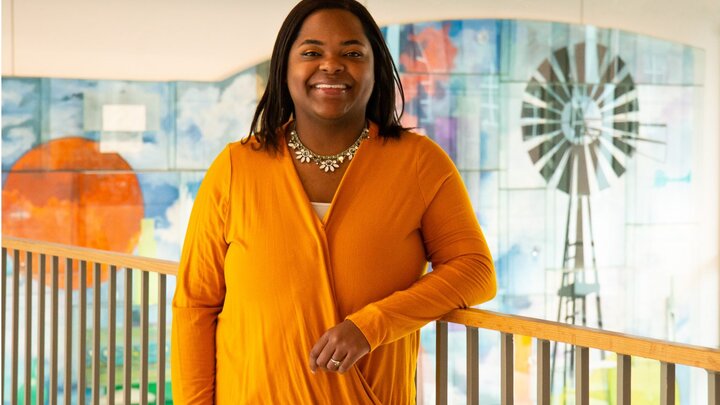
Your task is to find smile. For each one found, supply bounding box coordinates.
[313,84,349,89]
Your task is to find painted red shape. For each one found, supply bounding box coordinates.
[3,137,144,289]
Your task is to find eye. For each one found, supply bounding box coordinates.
[345,51,363,58]
[301,50,321,57]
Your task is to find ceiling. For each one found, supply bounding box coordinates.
[2,0,718,81]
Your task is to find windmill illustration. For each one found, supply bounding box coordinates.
[519,41,666,395]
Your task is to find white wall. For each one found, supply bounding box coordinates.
[3,0,717,82]
[1,0,298,82]
[3,0,720,342]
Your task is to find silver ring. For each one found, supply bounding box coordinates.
[328,358,342,367]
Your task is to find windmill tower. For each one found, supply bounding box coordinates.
[520,41,662,397]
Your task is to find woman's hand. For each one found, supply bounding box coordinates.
[309,319,370,374]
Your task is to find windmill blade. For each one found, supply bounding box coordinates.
[523,87,565,116]
[550,47,574,100]
[540,139,572,183]
[572,43,587,84]
[588,140,611,190]
[532,70,572,104]
[528,131,565,164]
[596,134,631,177]
[598,89,638,115]
[600,56,626,84]
[526,77,569,110]
[548,144,573,193]
[556,148,577,194]
[521,101,562,121]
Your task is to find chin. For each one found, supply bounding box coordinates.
[312,110,355,122]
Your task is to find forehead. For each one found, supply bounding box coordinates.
[294,9,369,44]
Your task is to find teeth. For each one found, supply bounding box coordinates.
[315,84,347,89]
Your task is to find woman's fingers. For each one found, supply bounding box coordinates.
[314,340,337,371]
[308,334,328,373]
[311,333,344,373]
[325,349,347,371]
[336,350,362,374]
[308,320,370,374]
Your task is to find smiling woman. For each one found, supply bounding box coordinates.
[170,1,497,404]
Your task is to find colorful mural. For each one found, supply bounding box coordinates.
[4,137,143,251]
[2,20,705,404]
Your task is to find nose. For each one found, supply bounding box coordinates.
[319,56,344,74]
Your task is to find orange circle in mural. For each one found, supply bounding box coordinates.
[3,137,144,289]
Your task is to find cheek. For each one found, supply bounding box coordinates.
[363,61,375,95]
[286,72,306,100]
[362,71,375,98]
[286,63,305,87]
[286,71,299,89]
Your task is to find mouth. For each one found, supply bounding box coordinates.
[311,83,350,90]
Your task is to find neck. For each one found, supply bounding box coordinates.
[292,116,367,155]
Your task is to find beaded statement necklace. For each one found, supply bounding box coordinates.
[288,125,369,173]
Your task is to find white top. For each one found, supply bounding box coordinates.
[310,202,331,221]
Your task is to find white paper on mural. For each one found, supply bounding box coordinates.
[102,104,147,132]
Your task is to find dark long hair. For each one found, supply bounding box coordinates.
[247,0,407,152]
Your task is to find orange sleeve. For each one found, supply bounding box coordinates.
[171,146,231,404]
[346,137,497,350]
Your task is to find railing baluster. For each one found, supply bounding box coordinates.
[618,354,631,405]
[0,248,7,404]
[124,268,132,405]
[575,346,589,405]
[501,332,513,405]
[709,371,720,405]
[108,266,117,405]
[661,362,675,405]
[37,254,46,405]
[157,273,167,405]
[50,256,59,405]
[78,261,87,405]
[12,250,20,405]
[91,263,101,403]
[466,326,479,405]
[436,321,448,405]
[1,248,6,405]
[64,258,73,405]
[537,339,550,405]
[140,271,149,405]
[24,252,33,405]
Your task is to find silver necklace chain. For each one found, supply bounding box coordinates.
[288,125,369,173]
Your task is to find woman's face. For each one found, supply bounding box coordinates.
[286,9,374,126]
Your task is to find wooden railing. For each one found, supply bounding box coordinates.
[437,310,720,404]
[2,236,720,404]
[1,237,175,405]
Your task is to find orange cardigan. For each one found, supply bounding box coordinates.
[171,123,497,404]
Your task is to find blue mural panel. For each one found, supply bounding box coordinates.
[2,78,41,171]
[136,171,205,261]
[46,79,98,141]
[175,67,262,170]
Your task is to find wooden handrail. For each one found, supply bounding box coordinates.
[441,308,720,371]
[2,237,177,275]
[4,236,719,372]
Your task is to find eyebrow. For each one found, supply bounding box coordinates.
[299,39,367,46]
